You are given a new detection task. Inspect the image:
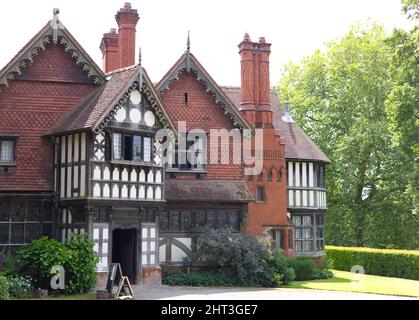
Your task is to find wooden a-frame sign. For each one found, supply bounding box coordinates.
[106,263,135,299]
[114,276,134,300]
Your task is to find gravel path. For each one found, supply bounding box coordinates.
[133,284,417,300]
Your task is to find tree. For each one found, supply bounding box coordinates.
[385,25,419,210]
[277,22,419,249]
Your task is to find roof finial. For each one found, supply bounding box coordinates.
[51,8,60,44]
[187,30,190,52]
[138,47,142,66]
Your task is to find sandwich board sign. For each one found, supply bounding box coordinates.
[106,263,135,299]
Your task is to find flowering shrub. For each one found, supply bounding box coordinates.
[7,275,34,298]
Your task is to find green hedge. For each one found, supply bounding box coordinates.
[325,246,419,280]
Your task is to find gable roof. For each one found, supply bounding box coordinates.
[52,65,178,139]
[221,86,331,163]
[156,51,252,132]
[0,20,105,92]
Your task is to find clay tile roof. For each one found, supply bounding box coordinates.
[0,20,105,90]
[165,180,254,202]
[221,86,331,163]
[52,66,139,134]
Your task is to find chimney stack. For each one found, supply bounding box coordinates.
[238,34,272,127]
[100,28,119,73]
[115,2,139,68]
[99,3,139,73]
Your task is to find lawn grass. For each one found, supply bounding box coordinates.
[33,293,97,300]
[286,270,419,297]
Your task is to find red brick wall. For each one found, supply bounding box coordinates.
[245,128,288,235]
[160,73,243,180]
[0,43,98,191]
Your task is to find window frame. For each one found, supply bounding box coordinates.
[111,131,153,164]
[292,212,324,254]
[256,186,265,202]
[0,199,54,253]
[166,134,207,173]
[0,136,18,166]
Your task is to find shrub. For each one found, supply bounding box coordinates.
[18,237,68,289]
[191,228,275,287]
[17,234,98,294]
[267,249,295,285]
[325,246,419,280]
[288,258,316,281]
[1,253,24,277]
[313,268,334,280]
[0,275,9,300]
[64,234,98,294]
[163,268,238,287]
[7,275,34,298]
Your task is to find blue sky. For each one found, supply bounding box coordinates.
[0,0,414,86]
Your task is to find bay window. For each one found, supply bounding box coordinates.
[292,213,324,254]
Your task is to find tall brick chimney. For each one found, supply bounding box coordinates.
[238,34,273,127]
[100,28,119,73]
[115,2,139,69]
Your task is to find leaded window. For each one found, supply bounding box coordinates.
[141,224,158,265]
[113,133,122,160]
[112,132,152,163]
[143,137,151,162]
[292,213,324,254]
[167,135,206,171]
[0,139,15,164]
[0,200,54,253]
[93,223,109,272]
[159,209,241,232]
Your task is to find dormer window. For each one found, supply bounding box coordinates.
[0,137,17,165]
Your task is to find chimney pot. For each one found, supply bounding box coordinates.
[259,37,266,43]
[124,2,132,9]
[243,33,251,42]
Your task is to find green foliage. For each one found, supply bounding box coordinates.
[7,275,34,298]
[0,275,9,300]
[63,234,98,294]
[266,249,296,285]
[0,253,24,277]
[326,246,419,280]
[277,21,419,249]
[401,0,419,19]
[191,228,275,287]
[18,237,68,289]
[17,235,98,294]
[312,268,334,280]
[288,258,317,281]
[162,268,239,287]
